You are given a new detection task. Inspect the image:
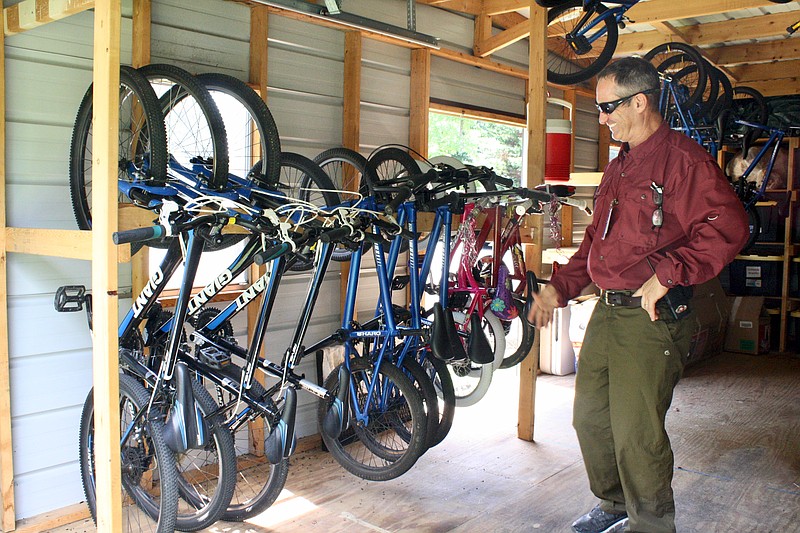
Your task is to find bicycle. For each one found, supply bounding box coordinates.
[539,0,640,85]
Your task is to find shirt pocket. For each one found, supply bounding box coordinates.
[615,187,658,249]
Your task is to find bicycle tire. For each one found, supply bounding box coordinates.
[708,65,733,122]
[499,298,536,369]
[275,152,341,272]
[79,374,179,533]
[644,43,707,112]
[69,65,168,232]
[172,380,237,531]
[318,357,427,481]
[366,147,422,202]
[546,0,618,86]
[196,72,281,188]
[138,63,229,190]
[212,364,290,522]
[726,86,769,150]
[421,354,456,447]
[313,147,369,262]
[398,357,439,451]
[657,55,716,120]
[742,204,761,253]
[447,307,502,407]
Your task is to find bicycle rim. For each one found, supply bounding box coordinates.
[138,63,229,190]
[546,0,618,86]
[69,65,168,231]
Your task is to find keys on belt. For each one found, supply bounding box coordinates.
[601,290,642,308]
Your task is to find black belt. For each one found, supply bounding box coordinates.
[600,290,642,308]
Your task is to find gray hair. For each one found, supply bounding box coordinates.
[598,57,660,109]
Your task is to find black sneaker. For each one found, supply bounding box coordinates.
[571,505,628,533]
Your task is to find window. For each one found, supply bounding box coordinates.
[428,112,525,186]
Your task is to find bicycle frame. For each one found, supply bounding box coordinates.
[732,121,787,211]
[570,0,638,47]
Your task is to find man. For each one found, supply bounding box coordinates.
[528,57,749,533]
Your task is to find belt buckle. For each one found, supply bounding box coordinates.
[604,291,623,306]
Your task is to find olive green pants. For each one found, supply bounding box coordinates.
[573,300,694,533]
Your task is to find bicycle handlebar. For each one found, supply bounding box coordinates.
[113,225,168,245]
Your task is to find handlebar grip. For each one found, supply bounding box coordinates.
[112,225,167,245]
[384,186,412,216]
[254,242,291,265]
[319,226,353,244]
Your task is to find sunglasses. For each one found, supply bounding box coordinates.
[595,88,658,115]
[651,181,663,228]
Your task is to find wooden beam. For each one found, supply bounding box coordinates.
[91,1,122,531]
[707,39,800,66]
[519,0,547,444]
[727,59,800,83]
[616,12,799,56]
[415,0,481,15]
[474,18,530,58]
[0,14,12,532]
[3,0,94,35]
[131,0,150,68]
[625,0,778,26]
[430,100,527,126]
[250,5,269,99]
[474,13,492,51]
[432,46,529,79]
[410,49,431,158]
[744,77,800,97]
[482,0,529,16]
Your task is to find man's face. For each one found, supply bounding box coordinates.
[596,77,635,143]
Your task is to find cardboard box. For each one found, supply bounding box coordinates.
[724,296,771,354]
[686,277,731,365]
[540,306,575,375]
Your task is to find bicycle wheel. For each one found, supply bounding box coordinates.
[275,152,341,272]
[172,380,237,531]
[726,86,769,150]
[138,63,229,190]
[79,374,179,533]
[319,357,427,481]
[69,65,168,231]
[196,72,281,187]
[447,306,503,407]
[366,147,421,202]
[546,0,618,86]
[313,147,369,262]
[708,65,733,122]
[420,354,456,447]
[656,55,716,120]
[644,43,707,112]
[212,365,289,522]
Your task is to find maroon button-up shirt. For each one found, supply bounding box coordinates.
[549,123,749,305]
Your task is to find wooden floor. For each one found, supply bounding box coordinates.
[46,352,800,533]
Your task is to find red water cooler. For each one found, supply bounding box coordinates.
[545,98,573,181]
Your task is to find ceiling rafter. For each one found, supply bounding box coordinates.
[706,39,800,66]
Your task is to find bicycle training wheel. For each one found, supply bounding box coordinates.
[69,65,168,231]
[138,63,229,190]
[172,380,237,531]
[208,364,289,522]
[313,147,369,262]
[318,357,427,481]
[79,374,179,533]
[196,72,281,188]
[546,0,619,86]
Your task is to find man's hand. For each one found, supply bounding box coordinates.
[633,274,669,321]
[527,283,561,329]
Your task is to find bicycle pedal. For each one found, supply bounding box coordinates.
[54,285,87,312]
[197,345,231,369]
